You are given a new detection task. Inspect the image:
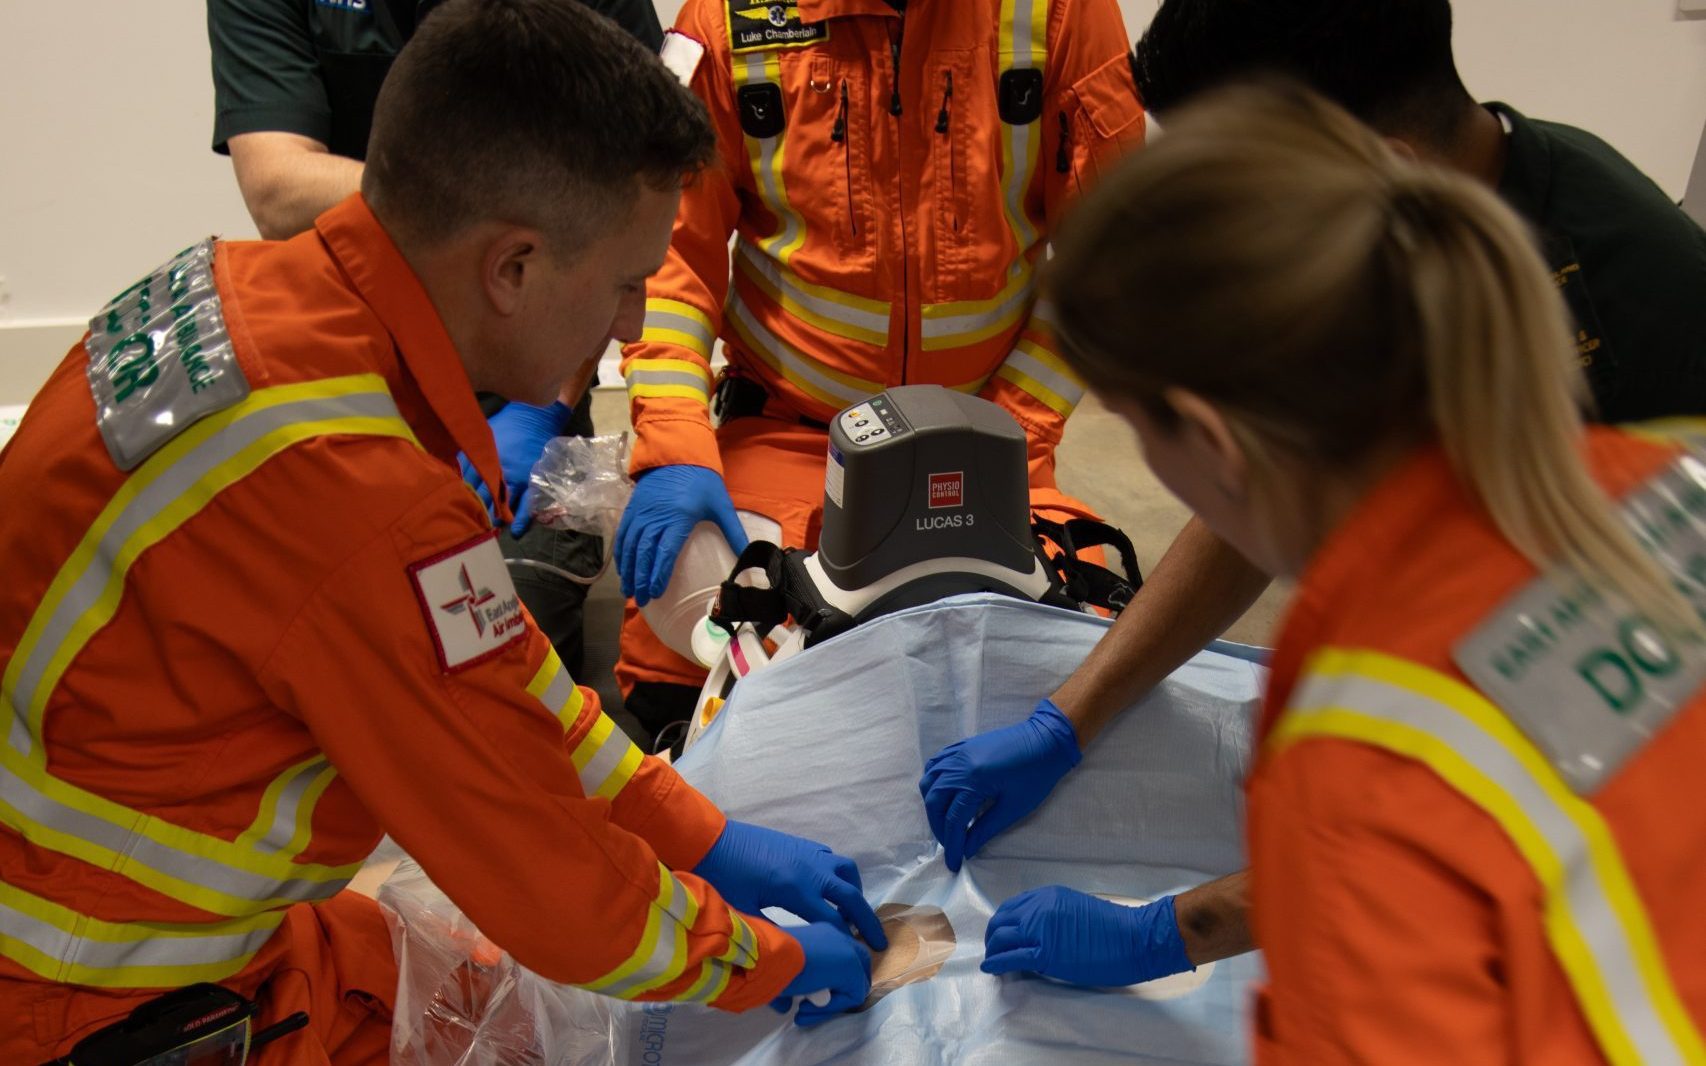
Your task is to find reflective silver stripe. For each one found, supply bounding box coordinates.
[724,913,758,967]
[0,767,349,908]
[1003,346,1085,408]
[578,725,639,797]
[598,873,698,999]
[641,309,715,356]
[255,758,332,853]
[738,54,804,262]
[728,293,875,407]
[999,0,1046,252]
[920,268,1035,346]
[0,898,278,974]
[538,661,579,721]
[1003,118,1038,250]
[6,389,405,757]
[735,242,890,343]
[683,959,733,1003]
[626,369,712,395]
[1288,666,1697,1066]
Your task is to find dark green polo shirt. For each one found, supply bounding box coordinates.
[1490,102,1706,423]
[209,0,664,160]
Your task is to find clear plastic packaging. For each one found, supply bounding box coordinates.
[527,433,634,541]
[377,859,617,1066]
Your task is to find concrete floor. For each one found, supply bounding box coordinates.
[576,388,1290,732]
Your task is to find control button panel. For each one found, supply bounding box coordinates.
[837,394,910,447]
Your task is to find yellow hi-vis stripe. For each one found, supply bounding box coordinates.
[920,264,1037,352]
[0,878,283,988]
[626,358,713,403]
[582,862,700,998]
[0,374,411,918]
[236,755,338,861]
[726,291,885,411]
[1271,648,1706,1066]
[526,649,641,799]
[639,298,716,360]
[680,957,735,1004]
[5,374,418,756]
[996,0,1049,252]
[525,648,588,732]
[1621,417,1706,449]
[732,242,890,348]
[735,52,807,268]
[994,337,1087,418]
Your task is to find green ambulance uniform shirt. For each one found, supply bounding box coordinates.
[1489,102,1706,423]
[209,0,664,161]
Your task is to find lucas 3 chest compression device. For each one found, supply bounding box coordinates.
[684,385,1141,747]
[808,386,1058,619]
[706,385,1139,651]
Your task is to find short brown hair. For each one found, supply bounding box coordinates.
[363,0,715,248]
[1049,80,1697,635]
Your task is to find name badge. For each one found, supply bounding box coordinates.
[1455,453,1706,793]
[85,239,250,471]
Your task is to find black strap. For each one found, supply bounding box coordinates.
[1030,514,1143,614]
[709,517,1143,652]
[710,541,856,649]
[710,374,831,430]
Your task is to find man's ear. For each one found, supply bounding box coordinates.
[1163,387,1247,497]
[480,226,546,317]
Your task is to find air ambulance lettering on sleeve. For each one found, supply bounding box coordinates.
[1454,451,1706,794]
[85,239,250,471]
[409,531,528,673]
[726,0,827,53]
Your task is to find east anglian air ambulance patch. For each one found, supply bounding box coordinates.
[727,0,828,52]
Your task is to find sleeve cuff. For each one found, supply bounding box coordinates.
[213,106,333,155]
[630,413,723,477]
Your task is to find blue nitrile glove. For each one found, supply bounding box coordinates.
[770,922,873,1027]
[693,820,888,951]
[457,400,573,536]
[614,463,749,606]
[919,698,1082,872]
[982,887,1194,987]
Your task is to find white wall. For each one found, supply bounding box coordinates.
[0,1,258,402]
[2,0,1704,404]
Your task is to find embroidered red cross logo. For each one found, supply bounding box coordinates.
[439,564,497,637]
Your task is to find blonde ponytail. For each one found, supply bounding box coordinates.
[1047,80,1698,633]
[1390,173,1699,634]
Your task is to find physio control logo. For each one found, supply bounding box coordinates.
[928,471,964,510]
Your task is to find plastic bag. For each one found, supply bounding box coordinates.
[378,858,616,1066]
[527,433,634,540]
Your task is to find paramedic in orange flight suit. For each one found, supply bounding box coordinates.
[603,0,1147,730]
[990,85,1706,1063]
[0,4,883,1062]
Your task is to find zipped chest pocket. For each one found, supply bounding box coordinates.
[810,54,875,264]
[927,50,993,303]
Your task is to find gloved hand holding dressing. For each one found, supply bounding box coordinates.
[457,400,573,536]
[772,922,873,1027]
[615,464,749,605]
[919,698,1082,871]
[982,886,1194,987]
[693,820,887,951]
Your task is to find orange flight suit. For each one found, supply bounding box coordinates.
[615,0,1145,693]
[1249,431,1706,1065]
[0,196,801,1064]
